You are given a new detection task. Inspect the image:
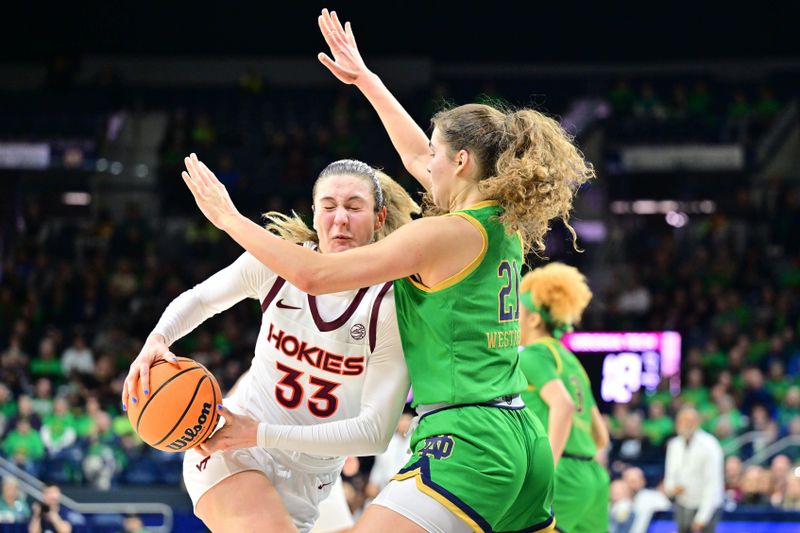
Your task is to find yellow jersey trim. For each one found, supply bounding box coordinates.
[405,212,489,293]
[392,467,485,532]
[392,465,556,533]
[462,200,499,210]
[533,337,564,375]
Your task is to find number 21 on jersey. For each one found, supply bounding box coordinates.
[498,260,520,322]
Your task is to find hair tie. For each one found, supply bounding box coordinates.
[520,292,571,339]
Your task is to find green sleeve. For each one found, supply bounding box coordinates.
[519,344,560,390]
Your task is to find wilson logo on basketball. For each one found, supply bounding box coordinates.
[166,402,213,451]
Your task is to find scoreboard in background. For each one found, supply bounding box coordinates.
[561,331,681,410]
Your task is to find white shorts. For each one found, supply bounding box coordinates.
[311,476,354,533]
[183,445,340,532]
[371,477,471,533]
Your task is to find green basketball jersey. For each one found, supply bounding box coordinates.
[393,201,528,406]
[520,337,598,457]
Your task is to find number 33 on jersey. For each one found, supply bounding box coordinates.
[240,257,399,428]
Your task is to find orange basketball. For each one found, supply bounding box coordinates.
[126,357,222,452]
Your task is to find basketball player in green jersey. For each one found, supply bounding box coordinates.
[179,9,594,531]
[519,263,610,533]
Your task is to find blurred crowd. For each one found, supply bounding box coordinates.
[606,79,785,144]
[0,198,252,492]
[0,71,797,528]
[588,174,800,530]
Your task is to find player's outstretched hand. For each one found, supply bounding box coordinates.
[182,153,241,231]
[197,405,259,456]
[122,334,179,412]
[317,8,370,86]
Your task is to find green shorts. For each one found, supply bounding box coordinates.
[393,404,555,532]
[552,455,609,533]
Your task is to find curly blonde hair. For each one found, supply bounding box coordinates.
[263,160,419,245]
[520,262,593,326]
[429,103,595,255]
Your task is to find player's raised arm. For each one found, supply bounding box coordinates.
[317,9,432,192]
[182,153,481,295]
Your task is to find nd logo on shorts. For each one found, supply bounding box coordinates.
[418,435,455,460]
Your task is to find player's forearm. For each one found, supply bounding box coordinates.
[221,214,340,294]
[356,73,432,190]
[590,407,609,449]
[590,426,608,450]
[258,350,409,456]
[223,215,363,295]
[221,212,418,294]
[548,402,575,465]
[151,291,213,346]
[152,256,254,344]
[257,410,390,456]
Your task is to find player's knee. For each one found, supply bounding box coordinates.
[194,505,216,532]
[198,493,287,532]
[195,491,229,529]
[196,505,255,533]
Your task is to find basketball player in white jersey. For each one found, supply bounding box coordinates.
[122,160,418,533]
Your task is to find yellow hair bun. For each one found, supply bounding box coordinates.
[520,262,592,325]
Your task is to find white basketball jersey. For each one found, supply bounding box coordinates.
[153,248,401,470]
[230,252,398,465]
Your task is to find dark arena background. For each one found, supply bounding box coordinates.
[0,2,798,532]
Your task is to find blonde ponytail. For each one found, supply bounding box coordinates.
[431,104,595,256]
[263,211,317,244]
[375,170,420,240]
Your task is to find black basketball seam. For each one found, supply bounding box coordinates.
[195,370,220,445]
[136,367,204,431]
[153,374,209,447]
[150,357,193,370]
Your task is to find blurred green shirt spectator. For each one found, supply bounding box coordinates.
[1,420,45,462]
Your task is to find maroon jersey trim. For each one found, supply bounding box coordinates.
[307,288,369,332]
[368,282,393,352]
[261,277,287,313]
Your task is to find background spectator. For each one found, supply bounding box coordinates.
[2,419,45,476]
[609,479,635,533]
[664,407,724,533]
[118,513,150,533]
[60,335,94,377]
[622,467,671,533]
[0,476,31,524]
[28,482,84,533]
